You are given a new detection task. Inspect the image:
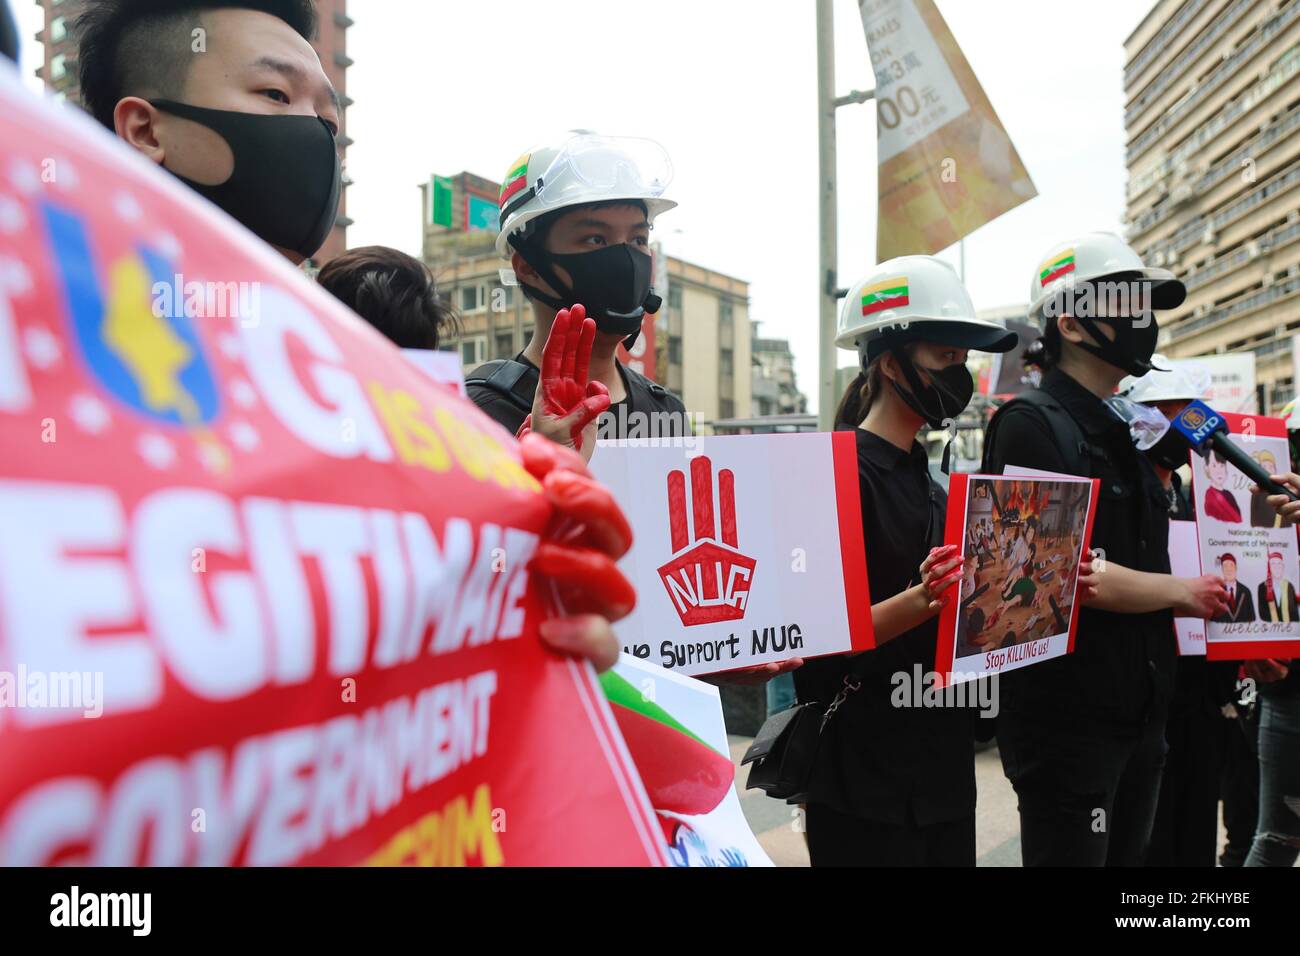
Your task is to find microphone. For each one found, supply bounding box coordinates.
[1168,399,1300,503]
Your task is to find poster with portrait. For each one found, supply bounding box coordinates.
[935,473,1098,685]
[1188,413,1300,660]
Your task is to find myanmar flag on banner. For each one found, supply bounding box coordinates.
[499,154,530,208]
[599,670,733,817]
[1040,249,1075,286]
[861,277,910,317]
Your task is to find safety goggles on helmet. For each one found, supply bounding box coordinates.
[533,135,673,211]
[496,132,676,259]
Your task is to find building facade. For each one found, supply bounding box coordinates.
[1123,0,1300,412]
[421,172,753,430]
[750,324,808,418]
[33,0,353,264]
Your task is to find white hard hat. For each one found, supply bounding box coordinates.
[1118,356,1206,405]
[837,254,1018,361]
[1028,231,1186,319]
[1118,354,1212,405]
[495,132,676,258]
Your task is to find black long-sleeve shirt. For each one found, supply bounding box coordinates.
[981,368,1175,736]
[793,428,977,826]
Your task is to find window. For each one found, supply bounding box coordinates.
[460,286,481,313]
[668,287,683,312]
[460,337,487,368]
[50,54,66,80]
[50,17,67,42]
[719,350,734,377]
[719,399,735,419]
[495,332,514,358]
[668,335,682,366]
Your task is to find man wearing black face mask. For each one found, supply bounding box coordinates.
[466,134,691,445]
[76,0,342,265]
[981,232,1231,867]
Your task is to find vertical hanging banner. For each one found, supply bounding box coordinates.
[1187,413,1300,660]
[590,433,874,677]
[860,0,1037,260]
[0,64,666,867]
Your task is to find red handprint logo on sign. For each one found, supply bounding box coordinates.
[657,456,757,627]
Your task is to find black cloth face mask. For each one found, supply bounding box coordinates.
[512,240,661,340]
[886,348,975,430]
[1146,426,1191,472]
[1070,313,1161,377]
[150,100,342,260]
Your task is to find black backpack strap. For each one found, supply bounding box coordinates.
[993,389,1100,473]
[464,359,538,415]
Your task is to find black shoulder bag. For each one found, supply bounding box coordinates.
[742,479,942,802]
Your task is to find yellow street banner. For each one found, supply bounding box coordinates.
[860,0,1036,260]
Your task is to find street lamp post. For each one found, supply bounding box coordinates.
[816,0,875,431]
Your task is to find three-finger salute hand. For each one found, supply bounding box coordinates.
[528,304,610,458]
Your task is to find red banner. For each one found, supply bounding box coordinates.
[0,66,664,866]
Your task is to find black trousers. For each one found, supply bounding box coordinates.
[1220,708,1260,867]
[1146,707,1226,867]
[998,711,1167,866]
[805,803,975,867]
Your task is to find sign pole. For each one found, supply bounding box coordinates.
[816,0,875,430]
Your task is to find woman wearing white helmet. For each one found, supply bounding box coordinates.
[794,255,1017,866]
[980,233,1230,868]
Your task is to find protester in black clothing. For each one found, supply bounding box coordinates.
[1118,357,1240,867]
[465,133,689,445]
[795,255,1017,866]
[981,233,1229,867]
[1220,693,1261,867]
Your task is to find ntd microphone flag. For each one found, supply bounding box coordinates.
[1169,399,1226,453]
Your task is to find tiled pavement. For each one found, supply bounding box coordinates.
[729,736,1249,867]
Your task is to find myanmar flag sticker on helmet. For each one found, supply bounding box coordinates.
[499,153,530,208]
[1039,248,1075,286]
[861,276,910,317]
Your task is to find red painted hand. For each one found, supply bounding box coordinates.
[520,433,636,673]
[520,304,610,457]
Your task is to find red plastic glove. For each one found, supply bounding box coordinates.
[517,304,610,457]
[521,433,635,672]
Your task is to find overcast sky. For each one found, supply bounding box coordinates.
[16,0,1153,412]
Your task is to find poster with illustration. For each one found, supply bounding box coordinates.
[1169,520,1208,656]
[591,433,873,677]
[935,473,1098,685]
[1189,413,1300,659]
[604,655,772,867]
